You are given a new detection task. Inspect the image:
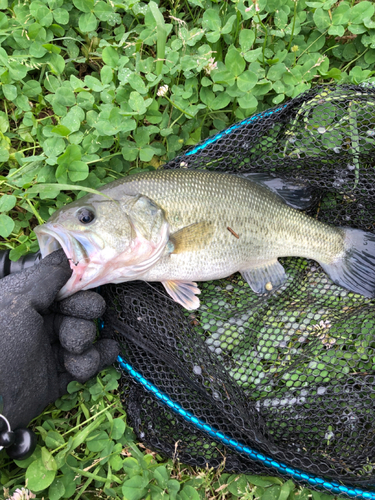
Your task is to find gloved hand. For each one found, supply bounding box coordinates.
[0,249,119,459]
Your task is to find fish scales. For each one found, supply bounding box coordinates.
[104,170,343,282]
[34,169,375,309]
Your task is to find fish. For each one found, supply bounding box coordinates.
[34,169,375,309]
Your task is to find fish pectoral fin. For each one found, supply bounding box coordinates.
[241,259,287,294]
[162,280,201,310]
[170,222,214,254]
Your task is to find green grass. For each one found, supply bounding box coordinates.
[0,367,343,500]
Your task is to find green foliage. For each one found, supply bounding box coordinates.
[0,367,334,499]
[0,0,375,257]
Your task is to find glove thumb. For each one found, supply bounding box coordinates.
[24,249,72,311]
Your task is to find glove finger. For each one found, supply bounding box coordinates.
[59,316,97,354]
[63,339,119,383]
[95,338,120,372]
[64,347,101,383]
[14,249,71,311]
[54,291,106,320]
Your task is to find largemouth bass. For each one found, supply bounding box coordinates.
[34,169,375,309]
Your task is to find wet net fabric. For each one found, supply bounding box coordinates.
[102,85,375,491]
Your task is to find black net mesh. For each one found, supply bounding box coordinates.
[102,85,375,492]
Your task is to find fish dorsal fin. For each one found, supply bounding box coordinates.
[170,222,214,254]
[239,172,316,210]
[162,280,201,310]
[241,259,287,294]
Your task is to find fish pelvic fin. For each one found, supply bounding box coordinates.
[319,228,375,298]
[162,280,201,310]
[240,259,287,294]
[170,222,214,254]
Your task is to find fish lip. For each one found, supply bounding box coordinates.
[34,223,88,266]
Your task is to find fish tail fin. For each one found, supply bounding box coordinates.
[320,229,375,298]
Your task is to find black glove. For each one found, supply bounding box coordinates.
[0,249,119,459]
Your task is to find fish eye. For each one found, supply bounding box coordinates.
[77,208,96,225]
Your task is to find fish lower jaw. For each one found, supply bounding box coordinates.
[56,260,139,299]
[56,263,90,299]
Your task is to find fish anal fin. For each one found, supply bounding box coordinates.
[241,259,287,294]
[170,222,214,254]
[162,280,201,310]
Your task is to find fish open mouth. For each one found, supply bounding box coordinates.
[34,224,89,266]
[35,223,109,299]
